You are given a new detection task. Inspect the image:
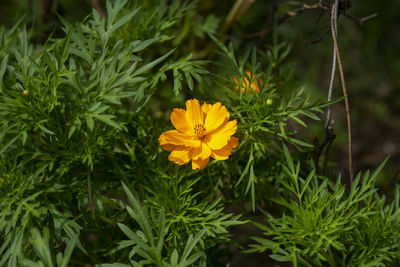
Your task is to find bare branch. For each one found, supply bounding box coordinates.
[228,1,375,41]
[330,0,354,185]
[326,0,338,127]
[227,2,328,40]
[315,0,338,176]
[343,12,378,26]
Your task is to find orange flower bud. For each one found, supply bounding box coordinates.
[233,71,260,94]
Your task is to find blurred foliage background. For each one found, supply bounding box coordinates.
[0,0,399,265]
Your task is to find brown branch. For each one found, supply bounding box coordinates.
[227,2,328,40]
[343,12,378,26]
[330,0,354,186]
[314,1,337,174]
[358,13,378,25]
[326,0,337,128]
[285,3,328,17]
[91,0,106,17]
[228,1,375,41]
[381,164,400,196]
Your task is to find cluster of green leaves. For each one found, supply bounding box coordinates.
[104,183,208,267]
[0,159,83,266]
[248,147,400,266]
[0,0,237,266]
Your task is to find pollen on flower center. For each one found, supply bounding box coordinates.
[194,124,206,138]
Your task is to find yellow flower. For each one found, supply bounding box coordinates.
[159,99,239,170]
[233,70,260,94]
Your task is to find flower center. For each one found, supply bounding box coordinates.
[194,124,206,138]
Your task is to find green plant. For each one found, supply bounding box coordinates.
[0,0,398,266]
[248,147,400,266]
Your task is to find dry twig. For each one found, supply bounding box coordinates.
[330,0,354,185]
[228,1,377,41]
[227,2,328,40]
[318,0,338,174]
[343,12,378,26]
[326,0,338,126]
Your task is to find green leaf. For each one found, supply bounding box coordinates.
[133,49,174,76]
[122,183,154,246]
[0,54,8,90]
[270,254,291,262]
[157,208,166,255]
[93,114,122,130]
[133,38,158,53]
[86,116,94,131]
[180,229,206,263]
[38,124,55,135]
[58,235,78,267]
[300,169,315,197]
[283,144,294,173]
[29,227,54,267]
[288,137,313,148]
[170,249,178,266]
[0,132,22,154]
[68,125,76,139]
[109,9,140,35]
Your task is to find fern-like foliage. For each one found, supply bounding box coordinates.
[248,147,400,266]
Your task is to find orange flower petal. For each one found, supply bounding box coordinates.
[168,146,191,165]
[204,102,228,134]
[171,108,193,134]
[201,102,212,114]
[185,99,203,127]
[201,102,212,121]
[161,130,201,148]
[190,142,212,160]
[211,137,239,160]
[204,120,237,150]
[159,134,178,151]
[192,157,210,170]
